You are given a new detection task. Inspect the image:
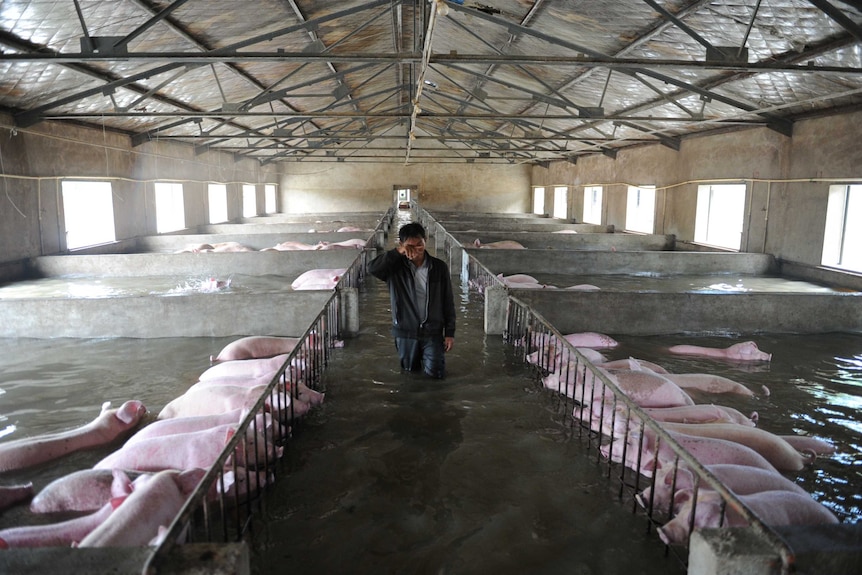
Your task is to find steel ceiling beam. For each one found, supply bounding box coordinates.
[445,1,795,136]
[805,0,862,43]
[10,0,394,129]
[6,52,861,75]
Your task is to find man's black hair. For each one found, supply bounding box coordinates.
[398,222,426,243]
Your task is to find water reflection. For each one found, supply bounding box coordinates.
[609,332,862,524]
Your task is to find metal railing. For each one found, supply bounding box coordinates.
[140,291,341,574]
[139,215,388,573]
[504,295,796,573]
[465,253,504,294]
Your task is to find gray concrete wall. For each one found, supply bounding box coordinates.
[467,250,776,276]
[279,162,531,213]
[0,112,279,266]
[513,291,862,336]
[531,110,862,268]
[455,233,673,251]
[0,291,333,338]
[27,251,362,279]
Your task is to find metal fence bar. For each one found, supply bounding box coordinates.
[464,253,505,294]
[504,295,797,573]
[139,285,344,574]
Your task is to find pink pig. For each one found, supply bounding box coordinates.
[0,500,118,548]
[638,463,810,514]
[668,340,772,362]
[157,383,289,422]
[94,423,281,472]
[30,469,135,514]
[659,489,838,545]
[0,400,147,473]
[291,268,347,290]
[198,353,291,381]
[211,336,302,362]
[78,468,206,547]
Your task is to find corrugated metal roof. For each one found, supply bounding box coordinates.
[0,0,860,164]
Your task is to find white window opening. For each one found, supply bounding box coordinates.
[822,184,862,273]
[61,180,116,249]
[694,183,746,250]
[532,187,545,215]
[208,183,228,224]
[626,185,656,233]
[242,184,257,218]
[264,184,277,214]
[583,186,603,225]
[553,186,568,219]
[154,182,186,233]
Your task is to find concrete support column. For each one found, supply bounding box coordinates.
[484,285,508,335]
[688,528,782,575]
[339,287,360,337]
[434,222,445,251]
[449,246,464,277]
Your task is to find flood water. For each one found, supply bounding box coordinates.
[0,222,859,572]
[248,275,686,575]
[0,274,295,299]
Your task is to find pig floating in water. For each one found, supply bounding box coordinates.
[30,469,135,514]
[472,239,526,249]
[157,383,289,421]
[78,468,206,548]
[210,241,254,252]
[0,400,147,473]
[0,499,118,548]
[212,335,303,362]
[658,423,815,472]
[659,489,839,546]
[668,340,772,362]
[661,373,767,397]
[94,422,281,472]
[291,268,347,290]
[175,243,214,253]
[318,238,368,250]
[638,463,809,515]
[603,430,778,478]
[199,353,291,381]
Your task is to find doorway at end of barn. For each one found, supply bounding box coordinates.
[394,185,417,210]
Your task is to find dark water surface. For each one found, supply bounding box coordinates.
[249,278,685,575]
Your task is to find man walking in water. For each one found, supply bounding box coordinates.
[368,222,455,378]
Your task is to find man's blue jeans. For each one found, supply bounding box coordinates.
[395,336,446,379]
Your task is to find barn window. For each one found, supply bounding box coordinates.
[265,184,277,214]
[694,183,746,250]
[61,180,116,249]
[532,186,545,215]
[553,186,568,219]
[626,185,656,233]
[822,184,862,273]
[583,185,603,225]
[242,184,257,218]
[208,183,228,223]
[154,182,185,233]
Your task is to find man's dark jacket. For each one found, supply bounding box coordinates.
[368,248,456,340]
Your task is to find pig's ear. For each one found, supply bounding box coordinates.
[672,488,693,508]
[111,469,133,497]
[110,495,128,509]
[225,427,236,444]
